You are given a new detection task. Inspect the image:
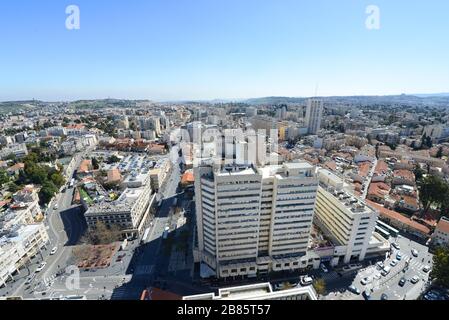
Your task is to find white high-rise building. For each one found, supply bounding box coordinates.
[313,169,387,265]
[194,161,318,279]
[305,98,323,135]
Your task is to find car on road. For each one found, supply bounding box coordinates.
[399,277,407,287]
[50,247,58,255]
[381,293,389,300]
[390,260,398,267]
[53,204,58,210]
[300,276,314,286]
[411,276,420,284]
[25,274,36,285]
[361,277,372,285]
[362,290,372,300]
[391,243,400,250]
[411,249,419,257]
[320,263,329,273]
[35,262,47,273]
[422,265,431,273]
[348,285,361,295]
[396,252,402,261]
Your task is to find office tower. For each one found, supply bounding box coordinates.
[305,98,323,135]
[194,161,318,279]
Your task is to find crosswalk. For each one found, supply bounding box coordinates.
[133,265,154,276]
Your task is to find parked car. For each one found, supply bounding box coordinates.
[320,264,329,273]
[53,204,59,210]
[362,290,372,300]
[399,278,407,287]
[376,261,384,270]
[381,266,391,276]
[423,290,442,301]
[391,243,400,250]
[422,265,431,273]
[381,293,389,300]
[35,262,47,273]
[25,274,36,285]
[411,249,419,257]
[396,253,402,261]
[300,276,313,286]
[361,277,372,285]
[50,247,58,255]
[411,276,420,284]
[390,260,398,267]
[348,285,361,295]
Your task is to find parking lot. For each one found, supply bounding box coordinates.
[323,234,434,300]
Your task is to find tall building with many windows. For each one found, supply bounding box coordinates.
[313,169,387,265]
[194,161,318,279]
[305,98,323,135]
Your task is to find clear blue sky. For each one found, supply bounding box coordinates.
[1,0,449,101]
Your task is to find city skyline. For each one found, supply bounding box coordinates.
[1,0,449,101]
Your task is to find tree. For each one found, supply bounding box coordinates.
[85,221,122,245]
[313,278,327,296]
[107,155,120,164]
[418,175,448,214]
[436,147,443,159]
[7,182,21,193]
[413,165,425,182]
[92,157,100,170]
[0,169,9,187]
[50,172,65,188]
[38,181,58,205]
[430,247,449,287]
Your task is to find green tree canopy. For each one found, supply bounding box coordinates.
[430,247,449,287]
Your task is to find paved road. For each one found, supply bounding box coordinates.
[10,152,88,298]
[108,144,183,300]
[324,234,433,300]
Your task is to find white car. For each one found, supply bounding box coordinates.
[50,247,58,255]
[373,274,381,280]
[300,276,314,286]
[423,265,431,273]
[53,204,59,210]
[35,262,47,273]
[361,277,372,285]
[320,264,329,273]
[390,260,398,267]
[411,276,420,284]
[411,249,419,257]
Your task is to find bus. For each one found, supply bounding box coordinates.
[377,221,399,238]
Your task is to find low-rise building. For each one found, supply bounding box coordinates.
[432,217,449,246]
[183,282,318,300]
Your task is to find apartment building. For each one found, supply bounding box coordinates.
[84,171,155,239]
[0,223,49,288]
[313,169,388,265]
[305,98,323,135]
[183,282,317,301]
[194,161,319,279]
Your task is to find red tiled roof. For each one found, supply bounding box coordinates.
[181,171,194,185]
[140,288,182,300]
[367,200,430,234]
[393,169,415,181]
[374,160,389,175]
[358,162,371,177]
[436,218,449,234]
